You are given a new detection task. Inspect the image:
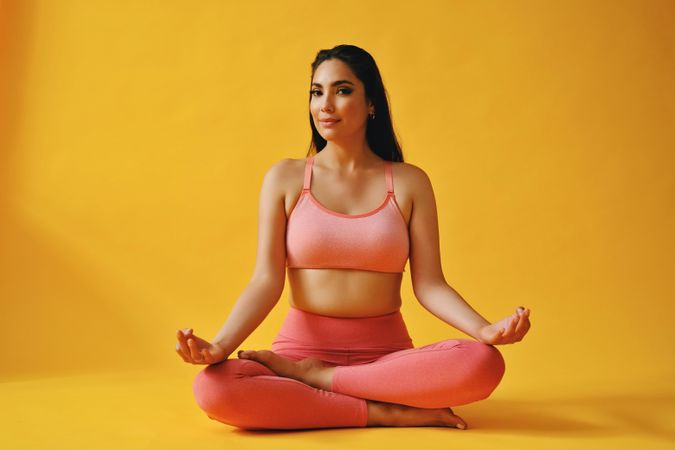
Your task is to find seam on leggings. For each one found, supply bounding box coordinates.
[250,371,369,400]
[239,375,366,428]
[250,371,369,422]
[331,346,468,400]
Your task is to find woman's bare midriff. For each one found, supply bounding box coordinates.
[282,157,412,318]
[287,267,404,317]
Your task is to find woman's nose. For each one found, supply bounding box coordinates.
[320,95,334,111]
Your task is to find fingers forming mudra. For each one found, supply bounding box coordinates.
[496,307,531,343]
[175,328,228,365]
[479,306,531,345]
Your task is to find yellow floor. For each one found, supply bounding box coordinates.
[2,368,673,450]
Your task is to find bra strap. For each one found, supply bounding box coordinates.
[384,161,394,194]
[302,155,314,191]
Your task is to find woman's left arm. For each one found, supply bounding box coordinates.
[406,165,531,345]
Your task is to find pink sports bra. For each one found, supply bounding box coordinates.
[286,155,409,273]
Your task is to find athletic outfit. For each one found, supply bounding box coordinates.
[285,154,409,273]
[192,156,506,430]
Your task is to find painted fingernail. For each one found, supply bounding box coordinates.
[457,423,466,429]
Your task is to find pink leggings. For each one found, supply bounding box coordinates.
[192,306,505,430]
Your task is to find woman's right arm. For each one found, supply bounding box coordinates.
[177,159,292,363]
[211,158,292,354]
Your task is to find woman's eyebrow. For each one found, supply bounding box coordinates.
[311,80,355,88]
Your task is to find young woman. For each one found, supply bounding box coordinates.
[176,44,531,430]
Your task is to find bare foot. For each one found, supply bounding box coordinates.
[238,349,335,391]
[367,400,467,429]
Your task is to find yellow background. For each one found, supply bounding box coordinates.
[1,0,673,449]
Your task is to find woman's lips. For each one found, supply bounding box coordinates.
[320,119,340,126]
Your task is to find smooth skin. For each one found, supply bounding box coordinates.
[177,58,532,429]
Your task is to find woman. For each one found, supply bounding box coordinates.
[176,44,531,430]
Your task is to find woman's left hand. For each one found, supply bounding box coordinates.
[477,306,531,345]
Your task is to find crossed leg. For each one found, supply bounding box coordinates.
[192,338,504,430]
[242,338,505,408]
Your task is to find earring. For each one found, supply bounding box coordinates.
[369,111,376,120]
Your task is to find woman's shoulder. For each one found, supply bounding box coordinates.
[391,160,432,186]
[260,157,306,194]
[263,157,304,175]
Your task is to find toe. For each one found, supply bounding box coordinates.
[252,350,274,364]
[239,350,256,359]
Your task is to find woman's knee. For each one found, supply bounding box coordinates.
[192,359,262,421]
[469,341,506,398]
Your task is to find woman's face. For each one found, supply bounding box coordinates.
[310,59,373,140]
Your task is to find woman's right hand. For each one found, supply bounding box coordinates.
[175,328,229,365]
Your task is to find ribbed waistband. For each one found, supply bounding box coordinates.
[273,306,414,348]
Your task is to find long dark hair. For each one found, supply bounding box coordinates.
[306,44,404,162]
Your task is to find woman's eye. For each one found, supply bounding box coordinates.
[309,88,352,96]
